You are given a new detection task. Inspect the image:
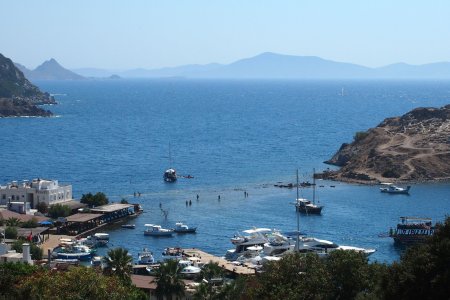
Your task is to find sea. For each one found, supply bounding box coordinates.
[1,79,450,263]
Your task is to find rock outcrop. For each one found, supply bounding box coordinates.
[0,53,56,117]
[324,105,450,183]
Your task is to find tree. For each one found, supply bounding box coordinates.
[102,247,133,285]
[36,201,48,214]
[0,262,41,298]
[194,261,225,300]
[17,266,145,300]
[5,226,18,239]
[80,192,109,208]
[48,203,71,219]
[154,259,185,300]
[11,239,43,260]
[21,217,39,228]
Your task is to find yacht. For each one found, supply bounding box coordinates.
[293,237,376,257]
[263,231,295,256]
[144,224,174,237]
[380,183,410,194]
[225,227,271,261]
[137,248,155,265]
[174,222,197,233]
[52,242,95,261]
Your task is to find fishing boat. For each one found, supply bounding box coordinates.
[173,222,197,233]
[380,183,411,194]
[52,243,95,261]
[137,248,155,265]
[163,143,177,182]
[295,169,323,214]
[389,217,434,245]
[144,224,174,237]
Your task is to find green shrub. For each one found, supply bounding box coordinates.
[353,131,369,142]
[5,226,18,239]
[48,204,71,219]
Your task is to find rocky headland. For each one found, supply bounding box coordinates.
[0,53,56,117]
[323,105,450,184]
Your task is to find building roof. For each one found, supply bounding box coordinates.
[90,203,134,213]
[65,213,103,223]
[131,275,157,290]
[16,227,49,237]
[131,275,195,291]
[0,209,48,223]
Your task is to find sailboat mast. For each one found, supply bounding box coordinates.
[312,168,316,204]
[296,169,300,252]
[169,143,172,168]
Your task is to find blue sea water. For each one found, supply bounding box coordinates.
[1,79,450,263]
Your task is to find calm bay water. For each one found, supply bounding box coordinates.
[1,79,450,263]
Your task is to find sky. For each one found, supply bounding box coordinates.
[1,0,450,70]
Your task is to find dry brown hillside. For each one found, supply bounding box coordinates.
[323,105,450,183]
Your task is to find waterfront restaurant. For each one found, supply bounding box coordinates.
[90,203,136,223]
[64,213,104,235]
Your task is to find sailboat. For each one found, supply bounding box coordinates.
[163,143,177,182]
[295,168,323,214]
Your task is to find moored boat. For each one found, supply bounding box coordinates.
[144,224,174,237]
[138,248,155,265]
[173,222,197,233]
[380,183,411,194]
[93,233,110,246]
[162,247,184,261]
[295,169,323,214]
[121,224,136,229]
[389,217,434,245]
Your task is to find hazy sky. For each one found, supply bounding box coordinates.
[2,1,450,69]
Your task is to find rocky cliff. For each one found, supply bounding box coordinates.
[0,53,56,117]
[324,105,450,183]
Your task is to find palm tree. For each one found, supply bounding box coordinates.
[102,247,133,285]
[154,259,184,300]
[5,217,21,227]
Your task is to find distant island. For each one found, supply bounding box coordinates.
[15,58,84,81]
[0,53,56,117]
[323,105,450,183]
[73,52,450,79]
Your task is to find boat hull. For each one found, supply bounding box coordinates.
[174,228,197,233]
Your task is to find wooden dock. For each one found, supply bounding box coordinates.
[182,248,256,275]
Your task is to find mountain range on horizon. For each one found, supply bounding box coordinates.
[14,52,450,80]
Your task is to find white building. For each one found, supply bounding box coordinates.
[0,179,72,209]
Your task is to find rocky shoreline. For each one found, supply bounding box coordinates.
[323,105,450,184]
[1,53,56,117]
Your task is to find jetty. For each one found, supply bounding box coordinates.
[182,248,256,275]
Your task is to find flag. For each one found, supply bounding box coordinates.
[27,231,32,242]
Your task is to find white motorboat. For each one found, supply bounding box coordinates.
[293,237,376,257]
[180,265,202,278]
[93,233,109,246]
[144,224,174,237]
[91,256,102,267]
[174,222,197,233]
[138,248,155,265]
[380,183,411,194]
[263,231,295,256]
[225,228,271,261]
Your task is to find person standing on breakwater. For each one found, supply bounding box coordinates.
[196,194,199,200]
[189,200,192,206]
[218,195,221,201]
